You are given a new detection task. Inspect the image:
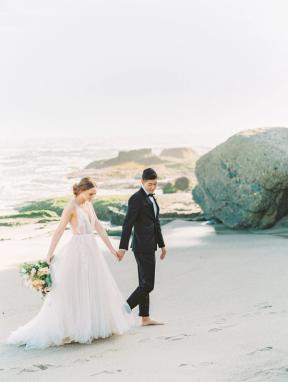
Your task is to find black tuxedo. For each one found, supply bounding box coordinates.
[119,187,165,317]
[119,187,165,252]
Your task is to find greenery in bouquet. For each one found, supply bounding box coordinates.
[20,260,52,297]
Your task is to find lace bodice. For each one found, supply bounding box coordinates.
[71,200,96,235]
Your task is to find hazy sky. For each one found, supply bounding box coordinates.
[1,0,288,147]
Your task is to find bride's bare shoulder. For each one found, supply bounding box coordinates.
[63,199,77,214]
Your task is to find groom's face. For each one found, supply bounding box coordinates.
[142,179,157,193]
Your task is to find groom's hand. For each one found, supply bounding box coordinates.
[118,249,126,261]
[160,246,167,260]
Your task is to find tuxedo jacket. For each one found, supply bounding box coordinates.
[119,187,165,253]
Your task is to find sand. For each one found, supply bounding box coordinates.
[1,220,288,381]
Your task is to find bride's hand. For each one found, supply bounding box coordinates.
[111,249,120,261]
[45,255,54,265]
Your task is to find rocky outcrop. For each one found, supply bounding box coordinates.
[192,127,288,229]
[160,147,198,160]
[86,149,165,169]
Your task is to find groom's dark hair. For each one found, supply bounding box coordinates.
[142,168,157,181]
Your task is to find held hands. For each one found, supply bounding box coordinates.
[111,249,125,261]
[117,249,126,261]
[160,246,167,260]
[113,248,165,261]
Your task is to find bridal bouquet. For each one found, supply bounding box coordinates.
[20,260,52,297]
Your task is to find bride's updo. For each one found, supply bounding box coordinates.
[73,177,97,196]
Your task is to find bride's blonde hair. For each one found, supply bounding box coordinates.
[73,177,97,196]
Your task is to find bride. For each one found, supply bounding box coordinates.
[6,177,135,349]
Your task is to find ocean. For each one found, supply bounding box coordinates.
[0,137,119,214]
[0,135,209,215]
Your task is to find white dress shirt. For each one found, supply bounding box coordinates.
[142,185,157,217]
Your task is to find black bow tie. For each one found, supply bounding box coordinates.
[147,193,155,197]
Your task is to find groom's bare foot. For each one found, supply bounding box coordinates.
[141,317,165,326]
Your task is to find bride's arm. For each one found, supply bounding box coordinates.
[90,204,118,258]
[45,205,73,264]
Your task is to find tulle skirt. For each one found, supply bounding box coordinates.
[6,233,135,349]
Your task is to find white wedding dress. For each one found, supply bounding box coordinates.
[6,199,135,349]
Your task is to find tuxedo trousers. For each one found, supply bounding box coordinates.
[127,251,156,317]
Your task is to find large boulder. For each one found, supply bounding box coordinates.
[192,127,288,229]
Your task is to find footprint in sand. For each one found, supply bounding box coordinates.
[33,364,55,370]
[208,323,236,333]
[73,358,91,364]
[208,315,238,333]
[178,363,197,368]
[199,361,214,366]
[157,333,192,342]
[138,333,192,343]
[18,364,61,373]
[255,302,287,314]
[178,362,213,368]
[19,368,38,373]
[90,369,122,376]
[255,302,273,310]
[208,327,223,333]
[244,365,288,380]
[241,302,273,319]
[247,346,273,355]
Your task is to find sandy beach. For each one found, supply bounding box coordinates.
[1,220,288,381]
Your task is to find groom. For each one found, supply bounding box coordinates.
[118,168,167,326]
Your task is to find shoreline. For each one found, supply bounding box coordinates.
[0,192,201,233]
